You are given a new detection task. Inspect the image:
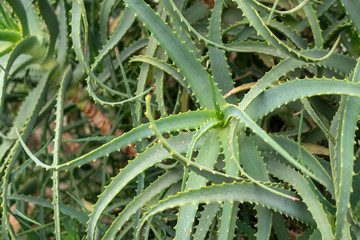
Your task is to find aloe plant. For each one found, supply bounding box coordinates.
[1,0,360,239]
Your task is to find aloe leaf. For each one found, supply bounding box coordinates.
[71,111,215,169]
[99,0,117,45]
[5,0,29,36]
[164,0,313,62]
[137,182,315,236]
[4,139,51,186]
[0,2,20,31]
[216,126,238,239]
[124,0,226,110]
[102,166,184,239]
[339,0,360,36]
[239,50,356,111]
[179,119,222,192]
[1,143,21,238]
[130,55,188,90]
[218,201,238,240]
[223,104,324,185]
[217,125,241,239]
[265,159,334,239]
[8,195,88,232]
[208,0,236,104]
[330,109,340,187]
[239,134,269,182]
[7,0,43,41]
[239,134,272,239]
[323,18,351,45]
[22,0,44,39]
[240,50,356,111]
[225,41,288,58]
[118,55,143,239]
[255,206,272,240]
[272,211,290,240]
[297,0,337,33]
[233,0,333,61]
[251,134,334,196]
[0,30,21,42]
[89,38,146,91]
[7,195,88,224]
[160,0,201,59]
[86,80,151,106]
[71,0,127,100]
[231,123,291,236]
[0,36,41,119]
[183,1,211,24]
[218,125,239,178]
[186,119,221,160]
[144,96,244,239]
[300,0,323,48]
[134,6,164,124]
[2,67,52,238]
[0,65,50,170]
[229,26,256,42]
[18,110,217,171]
[267,0,280,23]
[331,59,360,239]
[153,49,168,117]
[0,44,14,56]
[163,0,317,62]
[52,66,71,239]
[226,124,299,200]
[56,0,67,65]
[0,61,52,169]
[268,19,308,50]
[93,7,135,70]
[227,18,308,50]
[193,202,221,240]
[249,0,308,15]
[117,38,149,62]
[302,98,335,142]
[175,131,221,240]
[12,208,42,227]
[38,0,59,63]
[86,131,230,240]
[0,12,8,30]
[245,78,360,121]
[145,98,242,186]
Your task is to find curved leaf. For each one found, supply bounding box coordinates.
[123,0,226,109]
[339,0,360,36]
[223,104,324,184]
[332,59,360,239]
[86,131,240,239]
[0,36,41,118]
[102,166,184,239]
[138,182,315,236]
[239,51,356,111]
[208,0,236,104]
[265,160,333,239]
[245,78,360,120]
[175,131,221,240]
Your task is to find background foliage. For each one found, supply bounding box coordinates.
[1,0,360,239]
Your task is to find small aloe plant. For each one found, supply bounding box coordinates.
[1,0,360,239]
